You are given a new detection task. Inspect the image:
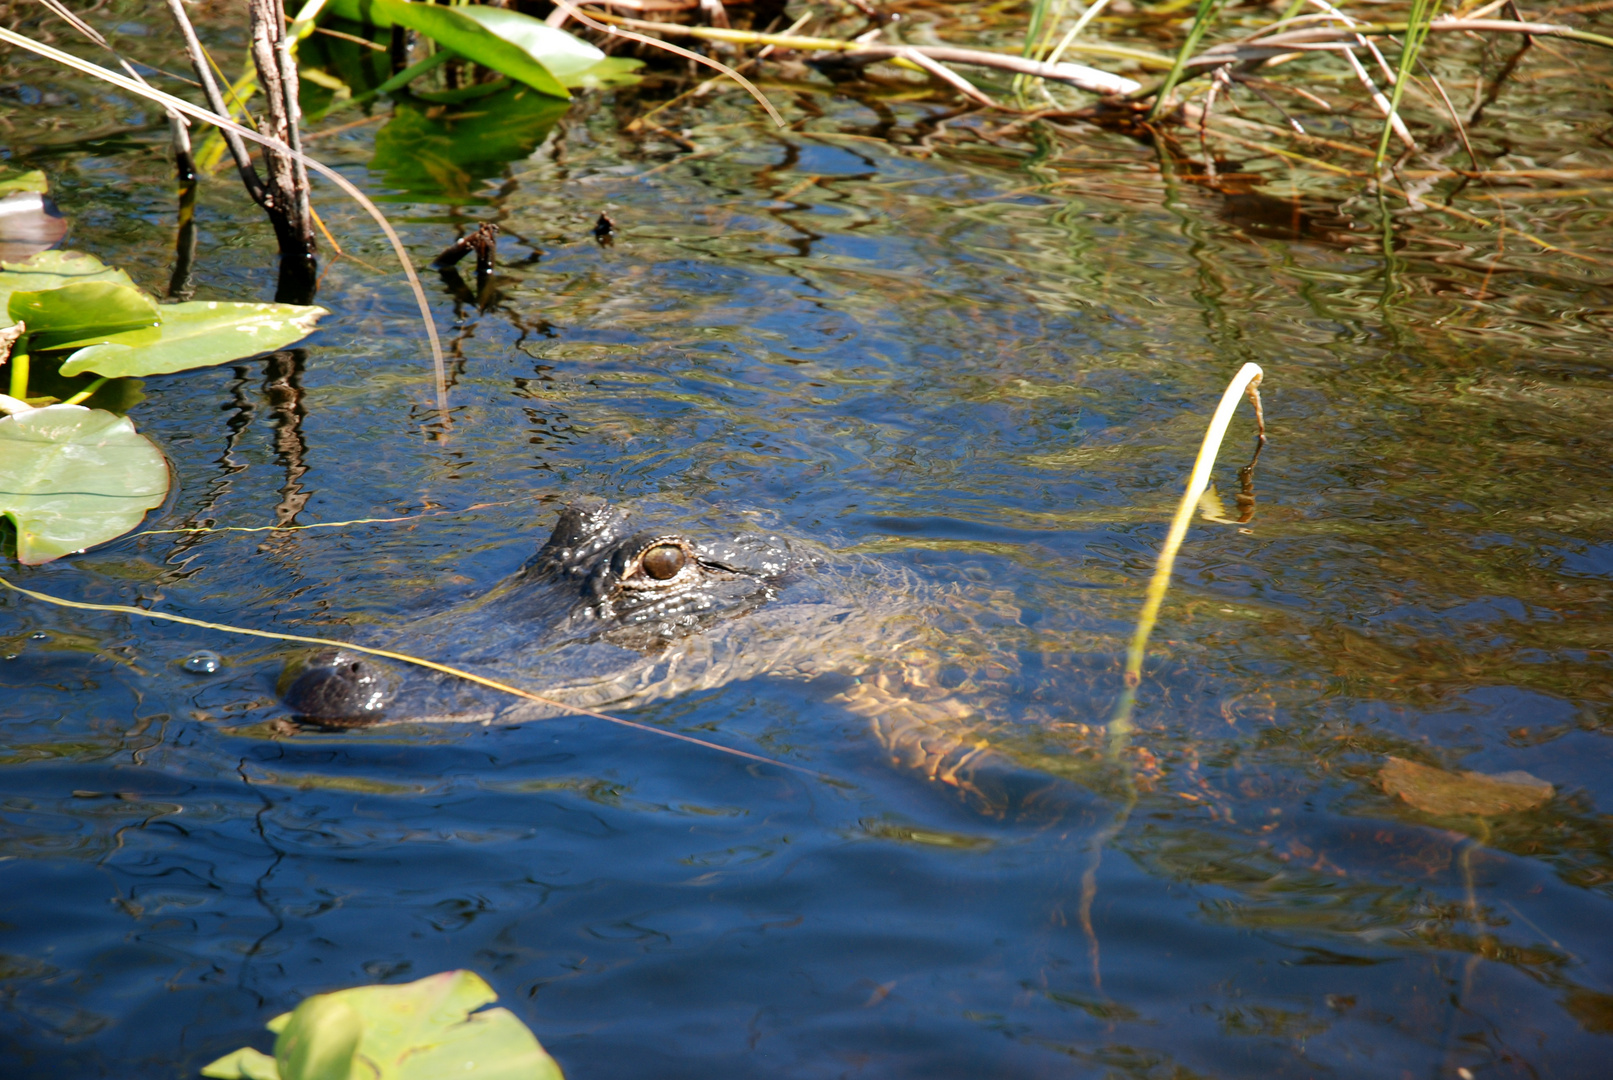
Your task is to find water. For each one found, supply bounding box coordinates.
[5,14,1613,1078]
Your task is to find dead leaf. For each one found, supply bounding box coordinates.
[1380,756,1552,817]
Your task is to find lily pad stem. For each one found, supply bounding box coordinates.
[63,377,109,405]
[7,343,29,400]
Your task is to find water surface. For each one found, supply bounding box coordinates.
[4,14,1613,1078]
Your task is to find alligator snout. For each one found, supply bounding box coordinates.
[281,648,399,724]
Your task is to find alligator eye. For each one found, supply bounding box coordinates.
[641,543,686,581]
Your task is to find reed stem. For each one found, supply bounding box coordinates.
[1111,362,1266,739]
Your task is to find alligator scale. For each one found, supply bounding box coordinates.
[282,501,1053,804]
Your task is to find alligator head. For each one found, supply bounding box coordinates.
[281,501,798,724]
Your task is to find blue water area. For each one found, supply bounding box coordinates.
[5,65,1613,1080]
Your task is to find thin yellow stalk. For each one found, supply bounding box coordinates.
[0,574,823,778]
[1111,362,1265,739]
[1045,0,1114,68]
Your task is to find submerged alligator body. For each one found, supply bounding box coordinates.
[282,500,1043,803]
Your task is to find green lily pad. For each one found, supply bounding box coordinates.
[565,55,644,90]
[0,170,49,196]
[202,970,564,1080]
[326,0,578,99]
[61,300,327,379]
[447,6,604,84]
[1380,756,1553,817]
[0,252,139,329]
[0,404,169,565]
[8,281,161,351]
[198,1049,281,1080]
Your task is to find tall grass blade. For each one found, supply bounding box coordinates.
[1373,0,1436,174]
[1148,0,1221,120]
[1046,0,1114,69]
[1111,362,1265,741]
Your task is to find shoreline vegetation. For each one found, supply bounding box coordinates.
[4,0,1613,273]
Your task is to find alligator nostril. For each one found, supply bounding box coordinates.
[281,650,397,723]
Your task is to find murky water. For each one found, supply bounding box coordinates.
[5,11,1613,1078]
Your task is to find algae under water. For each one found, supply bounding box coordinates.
[3,5,1613,1077]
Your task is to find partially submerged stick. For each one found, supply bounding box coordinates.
[1111,362,1265,741]
[0,575,825,779]
[0,27,449,416]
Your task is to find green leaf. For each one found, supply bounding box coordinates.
[200,1047,282,1080]
[0,405,169,565]
[7,281,159,351]
[0,251,137,327]
[324,0,577,99]
[229,970,564,1080]
[1,249,126,280]
[0,169,48,195]
[393,1007,561,1080]
[296,18,395,119]
[449,6,603,84]
[564,55,644,90]
[61,301,327,378]
[275,996,364,1080]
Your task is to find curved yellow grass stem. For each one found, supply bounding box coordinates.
[1112,361,1264,739]
[0,575,823,778]
[131,501,518,537]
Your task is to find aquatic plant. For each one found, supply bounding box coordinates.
[0,26,450,409]
[200,970,564,1080]
[1111,361,1265,741]
[0,249,324,564]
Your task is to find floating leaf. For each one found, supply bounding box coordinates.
[61,301,327,379]
[325,0,578,98]
[445,6,604,84]
[565,55,644,90]
[200,1048,281,1080]
[276,997,364,1080]
[1379,756,1553,817]
[0,404,169,565]
[0,170,49,196]
[0,251,136,327]
[8,281,161,351]
[200,970,564,1080]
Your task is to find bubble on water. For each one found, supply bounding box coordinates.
[3,653,16,661]
[29,631,49,641]
[182,650,223,675]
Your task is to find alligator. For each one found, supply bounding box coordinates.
[281,500,1066,807]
